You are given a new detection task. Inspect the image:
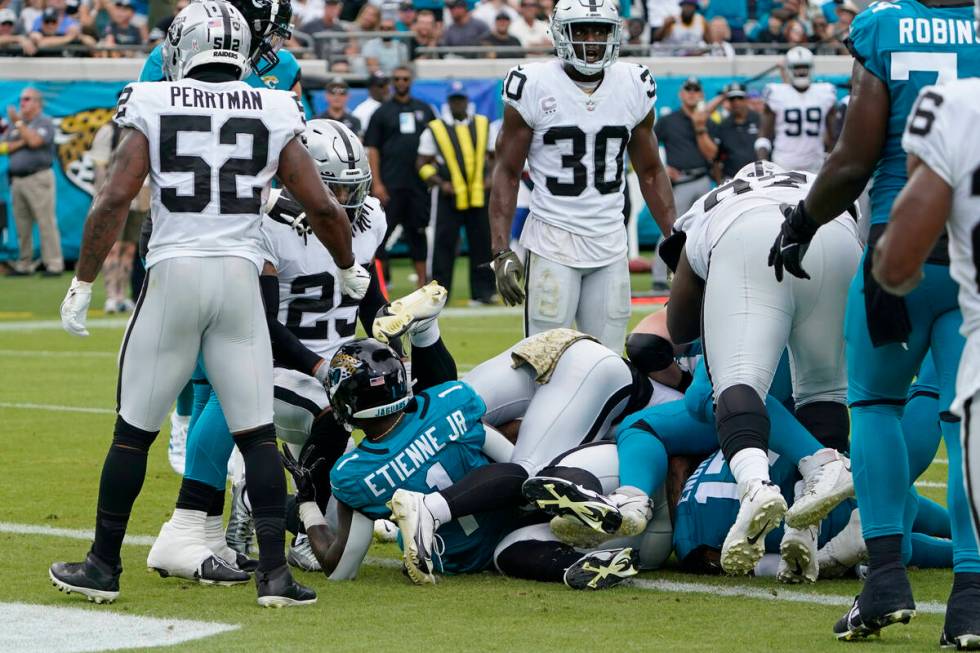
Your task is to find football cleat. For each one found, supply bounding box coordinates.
[167,411,190,475]
[49,552,121,604]
[388,489,440,585]
[609,486,653,536]
[785,448,853,529]
[941,579,980,650]
[549,515,616,549]
[374,519,398,543]
[256,565,317,608]
[720,479,787,576]
[206,524,258,573]
[287,534,321,572]
[147,520,250,585]
[372,281,447,345]
[564,547,639,590]
[777,523,819,584]
[226,480,254,556]
[833,566,916,640]
[522,476,623,535]
[817,508,866,579]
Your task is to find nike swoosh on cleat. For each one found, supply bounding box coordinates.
[746,521,770,545]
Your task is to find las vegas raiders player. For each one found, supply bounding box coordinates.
[53,0,369,607]
[489,0,676,353]
[871,78,980,649]
[756,47,838,174]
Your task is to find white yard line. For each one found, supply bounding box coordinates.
[0,349,115,357]
[0,402,115,415]
[915,480,948,489]
[0,522,156,545]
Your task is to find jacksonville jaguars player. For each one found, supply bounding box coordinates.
[871,76,980,650]
[756,47,838,173]
[767,0,980,642]
[489,0,676,353]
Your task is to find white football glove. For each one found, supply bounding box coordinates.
[313,358,330,384]
[61,277,93,337]
[339,264,370,300]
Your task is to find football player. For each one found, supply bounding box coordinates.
[755,47,838,174]
[870,76,980,649]
[489,0,676,353]
[767,0,980,641]
[664,161,861,575]
[52,0,368,607]
[145,119,391,580]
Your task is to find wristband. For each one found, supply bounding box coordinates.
[419,163,438,181]
[753,137,772,153]
[299,501,327,528]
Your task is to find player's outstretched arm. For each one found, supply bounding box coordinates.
[260,262,325,379]
[75,128,149,283]
[872,155,951,296]
[629,110,676,232]
[803,61,889,225]
[488,105,532,254]
[756,107,775,161]
[666,248,704,344]
[305,501,374,580]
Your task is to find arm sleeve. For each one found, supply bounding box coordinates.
[901,85,958,187]
[357,262,387,336]
[259,274,323,375]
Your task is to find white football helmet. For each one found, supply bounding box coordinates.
[304,119,372,222]
[551,0,622,76]
[735,160,787,180]
[785,46,814,90]
[162,1,252,81]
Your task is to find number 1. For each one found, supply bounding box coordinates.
[425,462,479,535]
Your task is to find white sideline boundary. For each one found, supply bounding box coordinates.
[0,402,115,415]
[2,522,947,614]
[0,349,116,357]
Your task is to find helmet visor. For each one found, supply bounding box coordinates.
[325,175,372,210]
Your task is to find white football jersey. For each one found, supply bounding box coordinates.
[763,82,837,173]
[902,80,980,415]
[115,78,306,272]
[260,192,386,360]
[676,166,858,279]
[503,59,656,241]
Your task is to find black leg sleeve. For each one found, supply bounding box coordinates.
[235,424,286,572]
[795,401,850,453]
[440,463,529,518]
[496,538,582,583]
[411,337,458,392]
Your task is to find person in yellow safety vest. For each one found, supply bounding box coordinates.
[416,81,497,305]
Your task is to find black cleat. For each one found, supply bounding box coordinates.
[941,579,980,650]
[256,564,317,608]
[833,566,916,641]
[522,476,623,535]
[236,552,259,573]
[564,547,639,590]
[49,552,121,604]
[195,555,250,585]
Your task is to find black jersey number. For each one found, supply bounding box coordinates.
[908,90,944,137]
[702,171,808,212]
[784,107,822,137]
[504,68,527,101]
[971,166,980,292]
[285,272,357,341]
[543,125,630,197]
[159,114,270,214]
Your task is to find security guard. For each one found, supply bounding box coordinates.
[416,81,495,304]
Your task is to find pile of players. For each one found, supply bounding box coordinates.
[44,0,980,648]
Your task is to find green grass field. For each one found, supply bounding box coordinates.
[0,261,957,652]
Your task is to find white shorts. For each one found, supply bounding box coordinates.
[117,256,272,433]
[702,208,860,406]
[273,367,330,445]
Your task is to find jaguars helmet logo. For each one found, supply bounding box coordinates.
[328,352,362,390]
[56,107,115,197]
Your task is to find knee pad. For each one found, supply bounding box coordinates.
[625,333,676,375]
[233,423,277,453]
[796,401,850,453]
[537,465,603,494]
[112,416,158,454]
[715,384,770,461]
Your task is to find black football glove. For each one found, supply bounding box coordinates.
[491,248,525,306]
[768,200,820,282]
[281,444,329,505]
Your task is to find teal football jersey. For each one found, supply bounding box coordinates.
[139,44,302,91]
[330,381,515,573]
[847,0,980,224]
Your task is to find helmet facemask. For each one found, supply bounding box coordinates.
[790,64,812,90]
[323,169,372,223]
[554,18,621,76]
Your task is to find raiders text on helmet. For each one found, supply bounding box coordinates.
[162,1,252,81]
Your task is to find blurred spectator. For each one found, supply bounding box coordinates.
[340,0,368,22]
[751,13,786,52]
[472,0,519,26]
[86,0,116,41]
[705,0,746,42]
[20,0,44,34]
[292,0,325,26]
[645,0,679,39]
[654,0,708,45]
[710,82,761,179]
[362,17,409,73]
[510,0,550,48]
[3,87,62,276]
[301,0,349,60]
[329,58,352,71]
[442,0,489,53]
[417,81,495,304]
[395,1,416,29]
[654,76,716,216]
[101,0,147,54]
[408,9,440,59]
[31,6,96,53]
[148,0,188,44]
[31,0,78,34]
[0,8,36,55]
[833,0,857,39]
[705,16,736,56]
[355,3,382,30]
[481,11,520,54]
[315,77,363,135]
[623,17,650,47]
[352,70,390,128]
[821,0,858,24]
[784,17,807,44]
[365,65,436,286]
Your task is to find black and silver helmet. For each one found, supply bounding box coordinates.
[304,119,372,222]
[163,1,252,81]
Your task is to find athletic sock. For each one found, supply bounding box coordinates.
[176,477,216,512]
[410,318,440,348]
[207,487,225,517]
[866,534,903,572]
[170,507,207,532]
[235,425,286,572]
[423,492,452,525]
[729,447,771,489]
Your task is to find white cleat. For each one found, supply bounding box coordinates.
[372,282,448,345]
[778,523,819,584]
[785,448,853,529]
[287,534,322,572]
[388,490,440,585]
[817,508,867,579]
[167,412,190,475]
[147,519,249,585]
[374,519,398,543]
[609,486,653,537]
[721,479,788,576]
